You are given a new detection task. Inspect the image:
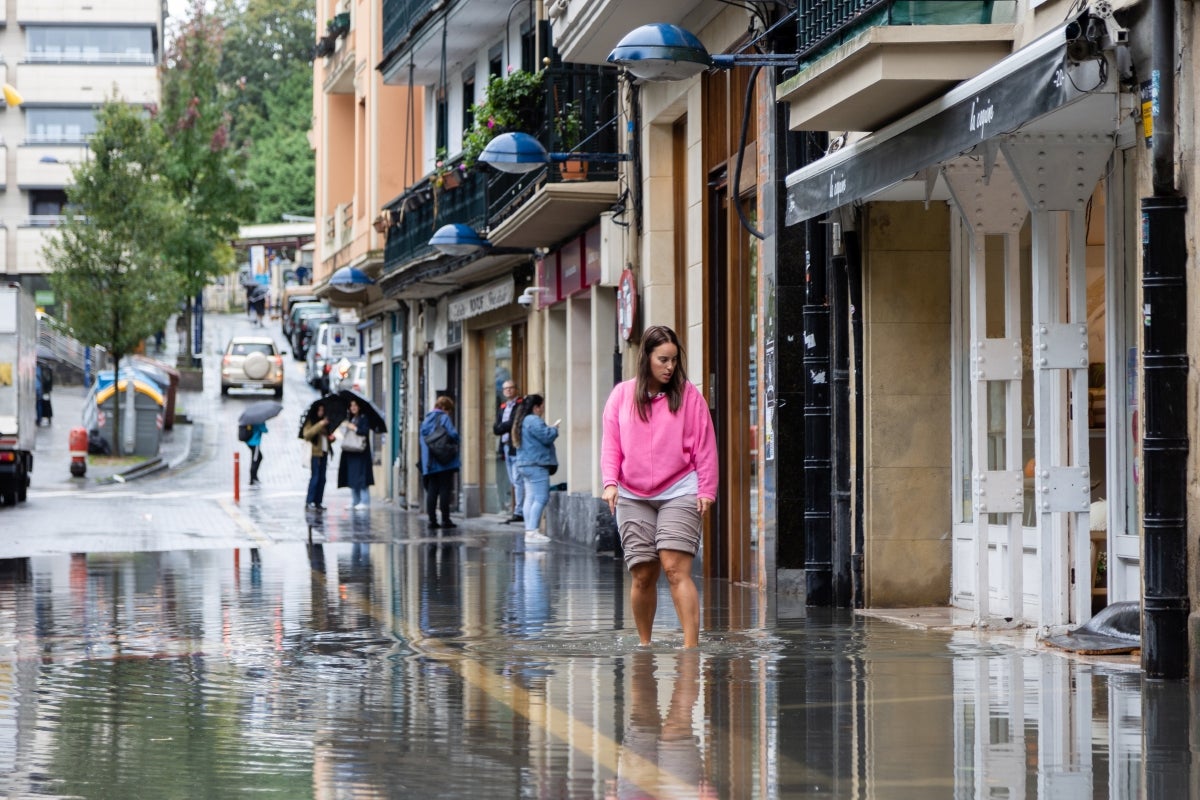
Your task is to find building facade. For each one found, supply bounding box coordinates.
[311,0,422,504]
[328,0,1200,678]
[0,0,161,313]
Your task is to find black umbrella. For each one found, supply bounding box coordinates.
[337,389,387,433]
[238,400,284,426]
[305,395,348,432]
[248,284,270,301]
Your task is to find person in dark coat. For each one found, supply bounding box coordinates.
[337,398,374,510]
[420,395,461,529]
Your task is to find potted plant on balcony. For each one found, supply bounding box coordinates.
[328,13,350,37]
[554,102,586,181]
[461,68,545,169]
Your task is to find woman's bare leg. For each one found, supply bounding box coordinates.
[629,561,661,645]
[660,550,699,647]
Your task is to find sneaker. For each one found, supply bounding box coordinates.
[305,502,316,510]
[525,531,550,544]
[314,504,326,510]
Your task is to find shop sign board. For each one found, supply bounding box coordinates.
[448,278,514,322]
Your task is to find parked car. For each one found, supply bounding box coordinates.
[306,322,361,392]
[285,300,329,343]
[330,358,367,395]
[221,336,284,397]
[282,290,320,337]
[289,305,336,360]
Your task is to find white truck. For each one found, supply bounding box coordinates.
[0,284,35,505]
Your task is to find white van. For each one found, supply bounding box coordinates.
[305,322,359,392]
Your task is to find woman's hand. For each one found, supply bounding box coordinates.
[697,497,713,516]
[602,485,618,515]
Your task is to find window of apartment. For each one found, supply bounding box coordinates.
[27,108,98,144]
[488,45,503,81]
[27,26,156,65]
[462,68,476,133]
[29,190,69,225]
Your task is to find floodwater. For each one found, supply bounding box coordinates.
[0,533,1187,799]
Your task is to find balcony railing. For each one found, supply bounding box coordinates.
[382,0,439,63]
[383,162,489,272]
[382,63,620,274]
[486,64,621,227]
[796,0,1006,64]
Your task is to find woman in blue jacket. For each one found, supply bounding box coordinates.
[420,395,461,528]
[511,394,558,544]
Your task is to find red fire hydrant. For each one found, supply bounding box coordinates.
[69,426,88,477]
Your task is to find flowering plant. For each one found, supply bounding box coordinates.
[461,68,545,168]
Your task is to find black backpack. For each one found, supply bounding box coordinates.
[238,423,255,442]
[424,419,459,464]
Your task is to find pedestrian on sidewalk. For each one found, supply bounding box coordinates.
[303,401,336,510]
[420,395,460,529]
[493,379,524,523]
[601,325,717,648]
[511,394,558,545]
[245,421,268,485]
[337,399,374,510]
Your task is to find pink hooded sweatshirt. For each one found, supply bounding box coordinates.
[601,379,718,500]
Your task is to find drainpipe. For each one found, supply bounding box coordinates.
[804,211,833,606]
[830,224,852,607]
[844,228,865,609]
[1140,0,1188,680]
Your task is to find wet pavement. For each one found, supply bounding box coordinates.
[0,313,1191,798]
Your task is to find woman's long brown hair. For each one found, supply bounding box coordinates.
[634,325,687,422]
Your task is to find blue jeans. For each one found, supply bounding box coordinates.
[519,464,550,530]
[506,454,525,514]
[351,486,370,507]
[306,454,327,505]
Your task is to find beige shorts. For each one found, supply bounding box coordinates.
[616,494,702,570]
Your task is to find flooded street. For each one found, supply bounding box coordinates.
[0,312,1187,798]
[0,535,1182,799]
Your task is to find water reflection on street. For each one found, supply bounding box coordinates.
[0,535,1187,798]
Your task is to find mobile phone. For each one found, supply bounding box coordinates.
[552,419,561,428]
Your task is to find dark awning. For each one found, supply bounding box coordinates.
[784,14,1117,225]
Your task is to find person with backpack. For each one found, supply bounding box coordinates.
[420,395,461,529]
[241,421,268,485]
[511,393,559,545]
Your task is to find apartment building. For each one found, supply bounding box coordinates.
[311,0,420,502]
[0,0,162,314]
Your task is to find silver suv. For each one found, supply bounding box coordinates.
[221,336,284,397]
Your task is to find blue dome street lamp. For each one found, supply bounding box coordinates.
[480,132,631,175]
[607,22,796,81]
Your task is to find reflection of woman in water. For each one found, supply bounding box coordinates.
[616,650,714,800]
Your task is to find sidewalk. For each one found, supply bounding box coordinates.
[33,327,200,487]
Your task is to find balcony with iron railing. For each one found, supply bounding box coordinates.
[781,0,1016,131]
[382,63,622,274]
[381,0,439,67]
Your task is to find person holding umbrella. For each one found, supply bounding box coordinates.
[239,400,283,486]
[337,398,374,510]
[303,401,336,510]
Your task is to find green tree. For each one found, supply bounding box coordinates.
[216,0,315,221]
[159,1,253,363]
[45,102,182,455]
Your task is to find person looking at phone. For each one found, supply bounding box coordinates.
[510,394,559,546]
